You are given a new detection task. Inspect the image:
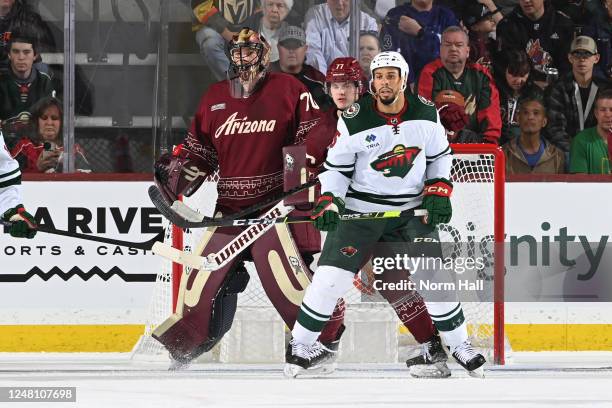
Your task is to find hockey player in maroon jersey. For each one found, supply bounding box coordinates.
[152,28,344,368]
[306,57,450,378]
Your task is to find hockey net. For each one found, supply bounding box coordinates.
[134,144,505,365]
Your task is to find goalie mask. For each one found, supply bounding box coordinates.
[227,28,271,98]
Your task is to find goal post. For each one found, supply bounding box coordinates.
[449,143,505,365]
[143,143,506,365]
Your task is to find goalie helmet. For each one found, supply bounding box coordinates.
[369,51,409,95]
[324,57,366,96]
[227,28,271,98]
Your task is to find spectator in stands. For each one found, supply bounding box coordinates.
[417,26,502,144]
[0,0,55,74]
[370,0,410,21]
[0,35,54,150]
[570,88,612,173]
[436,0,505,21]
[583,0,612,81]
[545,36,608,152]
[552,0,593,27]
[258,0,293,63]
[496,0,575,86]
[194,0,294,80]
[380,0,457,86]
[270,25,332,111]
[11,96,91,173]
[359,30,381,80]
[495,49,544,145]
[463,1,501,69]
[503,95,565,174]
[192,0,259,81]
[492,0,520,16]
[304,0,377,74]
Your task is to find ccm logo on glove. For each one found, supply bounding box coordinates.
[423,181,452,197]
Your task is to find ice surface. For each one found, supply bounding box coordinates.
[1,352,611,408]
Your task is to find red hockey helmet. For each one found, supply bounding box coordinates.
[227,28,271,98]
[324,57,366,96]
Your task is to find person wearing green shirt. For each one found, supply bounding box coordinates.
[570,89,612,174]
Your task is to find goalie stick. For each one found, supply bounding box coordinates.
[151,207,428,270]
[1,220,164,250]
[152,201,293,271]
[148,178,319,228]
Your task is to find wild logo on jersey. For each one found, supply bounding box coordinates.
[370,144,421,178]
[340,246,358,257]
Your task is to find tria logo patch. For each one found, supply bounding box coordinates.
[370,144,421,178]
[340,246,358,257]
[364,133,380,149]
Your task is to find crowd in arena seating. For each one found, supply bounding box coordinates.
[190,0,610,175]
[1,0,611,175]
[0,0,92,173]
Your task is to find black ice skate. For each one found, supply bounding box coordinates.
[317,324,345,374]
[451,340,486,378]
[284,339,336,378]
[405,334,450,378]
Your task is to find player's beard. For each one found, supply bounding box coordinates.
[379,89,399,105]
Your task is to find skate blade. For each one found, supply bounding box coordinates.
[283,362,336,378]
[168,360,190,371]
[409,362,451,379]
[467,366,485,378]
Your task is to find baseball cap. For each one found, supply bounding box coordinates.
[462,2,497,28]
[278,25,306,49]
[570,36,598,54]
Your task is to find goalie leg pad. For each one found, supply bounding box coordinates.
[289,217,321,253]
[250,223,313,327]
[152,226,247,362]
[250,223,346,343]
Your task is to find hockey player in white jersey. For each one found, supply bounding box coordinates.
[284,52,485,378]
[0,132,37,238]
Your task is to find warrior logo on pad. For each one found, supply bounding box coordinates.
[370,144,421,178]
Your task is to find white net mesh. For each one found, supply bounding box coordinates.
[135,146,504,364]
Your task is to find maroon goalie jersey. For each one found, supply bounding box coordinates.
[185,72,321,212]
[306,107,339,170]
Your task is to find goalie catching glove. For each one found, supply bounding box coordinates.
[2,204,37,238]
[154,144,210,204]
[421,178,453,226]
[310,192,345,231]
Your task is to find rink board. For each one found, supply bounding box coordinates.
[1,181,612,351]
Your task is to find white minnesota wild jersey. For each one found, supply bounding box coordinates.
[319,92,452,213]
[0,132,22,215]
